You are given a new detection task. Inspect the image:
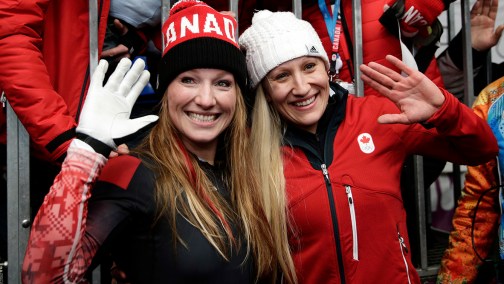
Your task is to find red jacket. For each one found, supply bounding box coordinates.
[0,0,110,162]
[283,83,497,283]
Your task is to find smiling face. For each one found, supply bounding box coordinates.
[166,68,237,162]
[262,56,329,134]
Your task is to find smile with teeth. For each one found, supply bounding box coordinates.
[293,96,315,107]
[188,112,218,122]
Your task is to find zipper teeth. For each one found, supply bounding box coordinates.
[398,233,412,284]
[345,185,358,260]
[321,164,346,283]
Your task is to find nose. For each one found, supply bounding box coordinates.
[194,82,216,108]
[291,71,310,96]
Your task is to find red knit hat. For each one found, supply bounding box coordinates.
[157,0,247,93]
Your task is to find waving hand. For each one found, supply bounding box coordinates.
[359,55,445,124]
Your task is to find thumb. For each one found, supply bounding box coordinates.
[494,24,504,42]
[90,60,109,87]
[112,115,159,145]
[378,113,410,124]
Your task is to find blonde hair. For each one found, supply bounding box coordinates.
[134,85,280,282]
[250,84,298,283]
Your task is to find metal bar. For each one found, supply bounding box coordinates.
[461,0,474,107]
[413,155,428,269]
[229,0,239,35]
[416,265,441,277]
[89,0,99,76]
[89,2,100,281]
[351,0,363,97]
[292,0,302,19]
[448,2,456,41]
[161,0,171,48]
[6,100,30,284]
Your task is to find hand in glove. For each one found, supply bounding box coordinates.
[383,0,448,38]
[76,58,159,156]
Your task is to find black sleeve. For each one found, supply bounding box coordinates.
[85,156,156,263]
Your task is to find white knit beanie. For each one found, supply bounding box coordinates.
[239,10,329,89]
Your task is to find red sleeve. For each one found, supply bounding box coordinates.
[22,147,107,283]
[0,0,77,162]
[402,89,499,165]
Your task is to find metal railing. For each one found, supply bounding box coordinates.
[4,0,485,282]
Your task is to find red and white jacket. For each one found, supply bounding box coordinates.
[284,83,497,283]
[0,0,110,162]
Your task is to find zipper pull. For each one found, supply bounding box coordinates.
[321,164,330,181]
[398,232,409,254]
[1,92,6,108]
[345,185,353,204]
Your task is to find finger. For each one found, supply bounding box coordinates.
[367,61,404,82]
[113,19,128,36]
[488,0,499,19]
[481,0,491,16]
[116,144,130,155]
[377,113,410,124]
[360,63,397,90]
[101,45,129,59]
[386,55,415,77]
[91,60,109,87]
[494,24,504,41]
[112,115,159,143]
[126,70,150,106]
[106,58,132,91]
[470,0,482,17]
[118,59,146,96]
[359,71,392,97]
[108,151,119,158]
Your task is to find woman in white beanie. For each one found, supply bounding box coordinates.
[21,2,296,283]
[239,10,498,284]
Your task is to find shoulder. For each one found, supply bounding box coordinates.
[98,155,145,190]
[94,155,156,202]
[473,76,504,119]
[93,155,157,214]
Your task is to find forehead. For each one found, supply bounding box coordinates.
[270,56,323,72]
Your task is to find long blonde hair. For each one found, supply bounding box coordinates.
[250,84,298,283]
[134,85,282,282]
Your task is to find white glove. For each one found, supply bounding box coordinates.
[76,58,159,156]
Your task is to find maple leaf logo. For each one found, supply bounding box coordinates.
[360,135,370,144]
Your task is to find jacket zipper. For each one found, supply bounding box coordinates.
[397,230,412,284]
[1,92,6,108]
[344,185,358,260]
[321,163,346,284]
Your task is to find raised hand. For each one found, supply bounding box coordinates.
[76,58,158,156]
[359,55,445,124]
[470,0,504,51]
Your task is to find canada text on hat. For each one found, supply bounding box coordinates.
[162,1,238,57]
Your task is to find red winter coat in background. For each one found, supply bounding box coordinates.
[0,0,110,162]
[245,0,444,96]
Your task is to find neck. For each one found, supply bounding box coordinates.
[181,139,218,165]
